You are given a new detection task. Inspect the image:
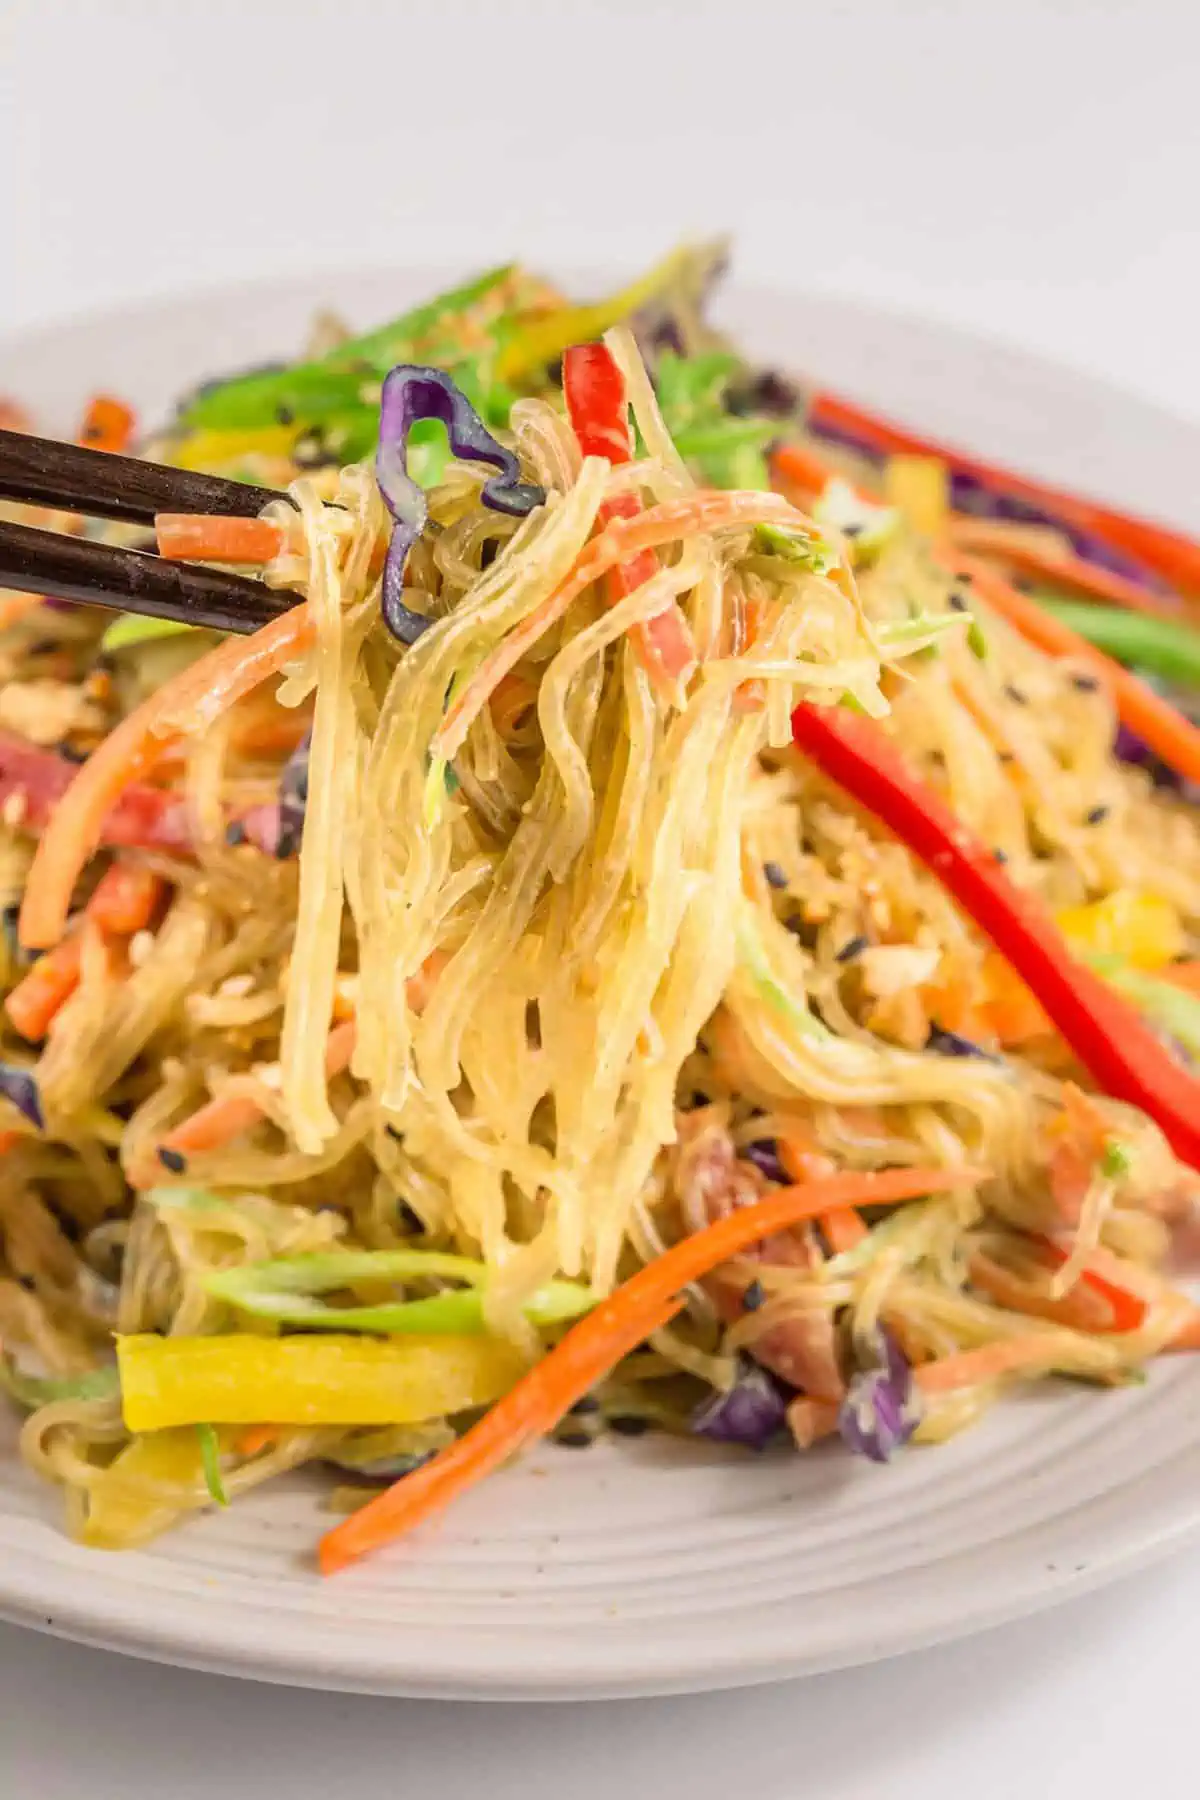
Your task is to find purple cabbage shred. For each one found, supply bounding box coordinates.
[837,1327,920,1464]
[0,1063,44,1131]
[376,366,544,643]
[692,1356,789,1450]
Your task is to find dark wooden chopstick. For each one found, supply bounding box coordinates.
[0,427,297,633]
[0,519,293,635]
[0,428,287,527]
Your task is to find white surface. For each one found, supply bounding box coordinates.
[3,0,1200,1781]
[7,269,1200,1700]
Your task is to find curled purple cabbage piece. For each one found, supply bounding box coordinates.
[376,366,544,643]
[692,1356,789,1449]
[0,1063,43,1131]
[741,1138,788,1183]
[837,1327,920,1464]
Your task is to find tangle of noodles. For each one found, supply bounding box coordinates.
[2,255,1198,1552]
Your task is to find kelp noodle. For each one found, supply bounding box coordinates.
[1,261,1199,1553]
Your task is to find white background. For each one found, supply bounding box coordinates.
[3,0,1200,1792]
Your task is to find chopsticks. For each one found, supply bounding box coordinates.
[0,428,294,635]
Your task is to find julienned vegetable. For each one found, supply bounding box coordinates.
[117,1332,528,1430]
[790,700,1200,1170]
[319,1165,986,1572]
[177,265,518,433]
[1025,594,1200,688]
[838,1328,920,1463]
[375,365,544,642]
[204,1247,596,1334]
[692,1357,790,1448]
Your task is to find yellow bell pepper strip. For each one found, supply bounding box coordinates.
[495,246,698,383]
[169,424,302,471]
[117,1332,527,1431]
[883,455,950,538]
[1057,891,1184,971]
[204,1248,595,1335]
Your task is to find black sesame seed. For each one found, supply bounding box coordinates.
[836,934,869,963]
[17,1273,36,1292]
[1085,804,1110,825]
[1071,673,1100,693]
[569,1394,601,1416]
[1004,684,1028,706]
[28,638,60,656]
[556,1430,593,1449]
[56,741,88,764]
[607,1414,650,1438]
[157,1147,187,1174]
[993,848,1009,864]
[842,522,863,539]
[225,820,247,847]
[275,404,295,426]
[762,860,788,890]
[742,1278,766,1312]
[948,593,968,613]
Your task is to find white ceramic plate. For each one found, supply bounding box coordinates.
[2,272,1199,1700]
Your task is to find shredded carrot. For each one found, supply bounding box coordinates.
[771,442,844,500]
[914,1334,1082,1394]
[947,519,1181,622]
[155,513,283,565]
[19,605,313,950]
[79,395,135,455]
[0,592,45,632]
[1170,1311,1200,1352]
[318,1164,986,1572]
[153,1020,357,1170]
[0,1130,21,1154]
[786,1396,840,1449]
[433,490,812,763]
[85,863,166,936]
[945,551,1200,788]
[1160,961,1200,997]
[235,1425,279,1457]
[819,1206,869,1253]
[5,933,85,1042]
[968,1250,1110,1334]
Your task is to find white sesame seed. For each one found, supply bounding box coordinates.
[1,790,27,829]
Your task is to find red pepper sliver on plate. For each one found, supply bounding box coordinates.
[790,701,1200,1171]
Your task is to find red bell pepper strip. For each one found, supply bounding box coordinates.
[807,389,1200,599]
[790,700,1200,1171]
[1035,1240,1147,1334]
[562,343,696,698]
[0,731,192,854]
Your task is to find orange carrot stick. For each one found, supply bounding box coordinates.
[154,1020,357,1169]
[319,1164,986,1573]
[946,551,1200,788]
[84,863,166,935]
[235,1425,280,1457]
[79,395,135,455]
[0,592,46,632]
[914,1333,1100,1394]
[947,519,1180,621]
[819,1206,869,1253]
[19,606,313,951]
[5,934,85,1042]
[155,514,283,565]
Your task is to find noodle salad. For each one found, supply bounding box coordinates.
[1,245,1199,1572]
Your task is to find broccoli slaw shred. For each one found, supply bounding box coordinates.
[1,246,1199,1571]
